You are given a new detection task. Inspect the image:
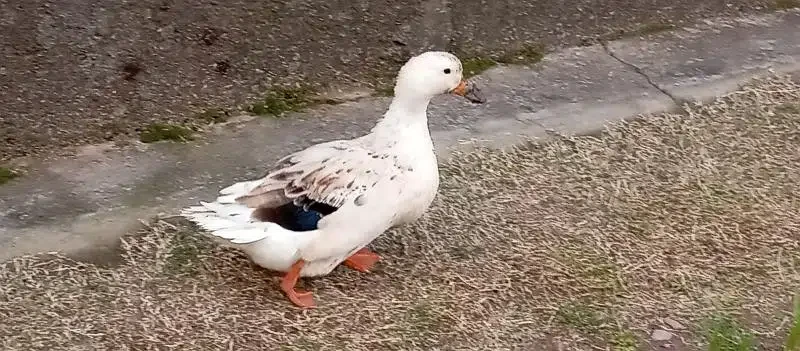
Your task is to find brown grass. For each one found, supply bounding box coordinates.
[2,76,800,350]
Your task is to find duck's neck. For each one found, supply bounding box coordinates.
[371,93,432,137]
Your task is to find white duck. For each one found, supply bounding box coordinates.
[181,51,485,308]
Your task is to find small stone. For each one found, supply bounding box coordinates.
[663,317,686,330]
[651,329,673,341]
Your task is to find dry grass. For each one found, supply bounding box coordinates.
[2,76,800,350]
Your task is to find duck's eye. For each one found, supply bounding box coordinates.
[443,68,451,74]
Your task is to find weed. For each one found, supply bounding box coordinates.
[139,123,195,143]
[498,44,546,65]
[249,86,314,117]
[634,23,676,36]
[784,295,800,351]
[559,250,623,297]
[775,0,800,9]
[610,330,639,351]
[704,314,756,351]
[596,22,676,43]
[0,167,19,185]
[461,57,498,79]
[556,302,606,332]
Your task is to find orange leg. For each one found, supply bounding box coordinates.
[343,248,381,273]
[280,260,316,308]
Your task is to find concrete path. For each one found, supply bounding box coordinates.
[1,10,799,261]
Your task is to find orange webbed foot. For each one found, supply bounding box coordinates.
[343,248,381,273]
[280,260,316,308]
[283,288,316,308]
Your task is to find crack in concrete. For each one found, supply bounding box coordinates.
[601,41,683,106]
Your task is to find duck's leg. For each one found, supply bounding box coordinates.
[280,260,316,308]
[342,248,381,273]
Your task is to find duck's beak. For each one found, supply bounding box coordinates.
[451,80,487,104]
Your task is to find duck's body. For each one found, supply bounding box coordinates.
[190,126,439,278]
[181,51,485,308]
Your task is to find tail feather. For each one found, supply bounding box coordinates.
[181,202,272,244]
[198,201,251,218]
[215,194,239,204]
[219,179,263,196]
[181,197,318,247]
[214,225,279,244]
[181,178,324,272]
[182,199,321,271]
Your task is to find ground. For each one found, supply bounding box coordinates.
[0,0,783,162]
[1,75,798,350]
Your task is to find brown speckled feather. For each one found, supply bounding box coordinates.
[235,140,406,210]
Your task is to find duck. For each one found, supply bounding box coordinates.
[180,51,486,308]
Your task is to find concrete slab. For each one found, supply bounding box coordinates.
[506,45,673,133]
[607,10,800,102]
[2,10,800,262]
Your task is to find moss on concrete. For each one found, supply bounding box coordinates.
[248,86,314,117]
[774,0,800,9]
[498,44,546,65]
[461,57,498,78]
[139,123,195,143]
[0,167,19,185]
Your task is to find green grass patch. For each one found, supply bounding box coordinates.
[497,44,546,65]
[634,23,676,36]
[556,302,607,333]
[595,22,676,44]
[704,314,756,351]
[0,167,19,185]
[774,0,800,9]
[610,330,639,351]
[461,57,498,79]
[248,86,314,117]
[555,301,642,349]
[557,249,623,297]
[785,296,800,351]
[139,123,195,143]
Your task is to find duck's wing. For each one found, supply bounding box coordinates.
[232,139,405,213]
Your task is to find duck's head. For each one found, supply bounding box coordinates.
[393,51,486,104]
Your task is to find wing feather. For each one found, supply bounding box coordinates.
[236,140,404,210]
